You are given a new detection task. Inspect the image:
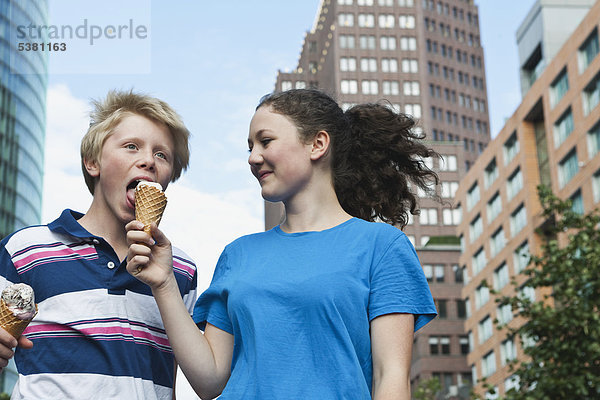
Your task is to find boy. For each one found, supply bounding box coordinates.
[0,90,197,399]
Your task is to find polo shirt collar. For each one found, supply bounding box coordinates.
[48,209,97,239]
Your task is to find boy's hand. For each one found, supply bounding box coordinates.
[125,220,175,290]
[0,327,33,372]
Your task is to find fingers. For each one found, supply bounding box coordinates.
[17,335,33,350]
[0,328,17,349]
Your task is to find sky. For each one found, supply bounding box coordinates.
[33,0,535,398]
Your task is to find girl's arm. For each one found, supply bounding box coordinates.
[126,221,233,399]
[370,313,415,400]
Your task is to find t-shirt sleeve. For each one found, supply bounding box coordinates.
[0,239,21,290]
[192,247,233,334]
[369,233,437,331]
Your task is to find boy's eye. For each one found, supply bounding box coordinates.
[155,152,167,160]
[126,143,137,150]
[261,138,272,146]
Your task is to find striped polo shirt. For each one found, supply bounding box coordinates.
[0,209,197,400]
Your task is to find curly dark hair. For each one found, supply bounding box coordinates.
[257,89,439,229]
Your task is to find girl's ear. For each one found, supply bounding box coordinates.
[83,158,100,177]
[310,130,331,161]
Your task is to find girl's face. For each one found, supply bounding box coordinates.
[247,106,314,203]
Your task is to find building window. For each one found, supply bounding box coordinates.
[420,208,438,225]
[500,339,517,366]
[472,247,486,275]
[497,303,513,325]
[437,299,448,318]
[469,214,483,242]
[339,35,356,49]
[441,181,459,198]
[338,0,354,4]
[583,72,600,115]
[359,34,376,49]
[378,14,395,28]
[295,81,306,89]
[494,263,509,291]
[382,80,399,95]
[453,264,463,283]
[588,122,600,158]
[439,155,457,171]
[487,192,502,223]
[340,57,357,71]
[403,81,420,96]
[506,168,523,201]
[490,228,505,258]
[457,300,467,319]
[503,132,519,165]
[460,336,469,354]
[434,264,445,282]
[381,58,398,72]
[484,158,498,188]
[361,80,379,95]
[340,79,358,94]
[442,207,461,225]
[360,57,377,72]
[398,15,416,29]
[401,58,418,72]
[380,36,397,50]
[338,13,355,27]
[357,0,373,4]
[478,316,492,343]
[429,336,440,355]
[570,190,584,214]
[579,28,599,72]
[593,170,600,203]
[465,297,471,318]
[482,351,496,377]
[281,81,292,91]
[378,0,393,5]
[475,285,490,311]
[554,108,574,147]
[358,13,375,27]
[398,0,414,6]
[404,103,421,118]
[466,183,480,211]
[513,241,530,274]
[505,375,521,393]
[558,149,578,188]
[423,264,433,282]
[510,204,527,237]
[440,336,450,354]
[549,68,569,108]
[400,37,416,52]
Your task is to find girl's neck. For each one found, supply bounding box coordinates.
[280,183,352,233]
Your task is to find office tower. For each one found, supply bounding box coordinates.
[0,0,48,393]
[455,1,600,397]
[267,0,491,396]
[517,0,594,96]
[0,0,48,239]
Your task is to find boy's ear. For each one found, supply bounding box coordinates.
[310,130,330,161]
[83,158,100,177]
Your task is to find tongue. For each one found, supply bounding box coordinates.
[127,188,136,208]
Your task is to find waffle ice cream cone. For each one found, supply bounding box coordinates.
[0,283,37,339]
[135,182,167,235]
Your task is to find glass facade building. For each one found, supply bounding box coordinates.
[0,0,48,239]
[0,0,48,394]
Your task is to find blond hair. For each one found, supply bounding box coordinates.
[80,89,190,194]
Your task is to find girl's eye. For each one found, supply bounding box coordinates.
[261,138,272,146]
[156,152,167,160]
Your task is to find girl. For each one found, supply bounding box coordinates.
[126,89,439,399]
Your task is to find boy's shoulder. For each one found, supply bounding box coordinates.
[1,223,54,255]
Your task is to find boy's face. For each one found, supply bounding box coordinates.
[86,113,174,226]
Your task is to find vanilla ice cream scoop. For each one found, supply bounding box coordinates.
[136,181,163,191]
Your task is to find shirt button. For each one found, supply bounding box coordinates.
[107,261,116,269]
[93,239,100,245]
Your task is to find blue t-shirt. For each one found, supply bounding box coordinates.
[193,218,436,399]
